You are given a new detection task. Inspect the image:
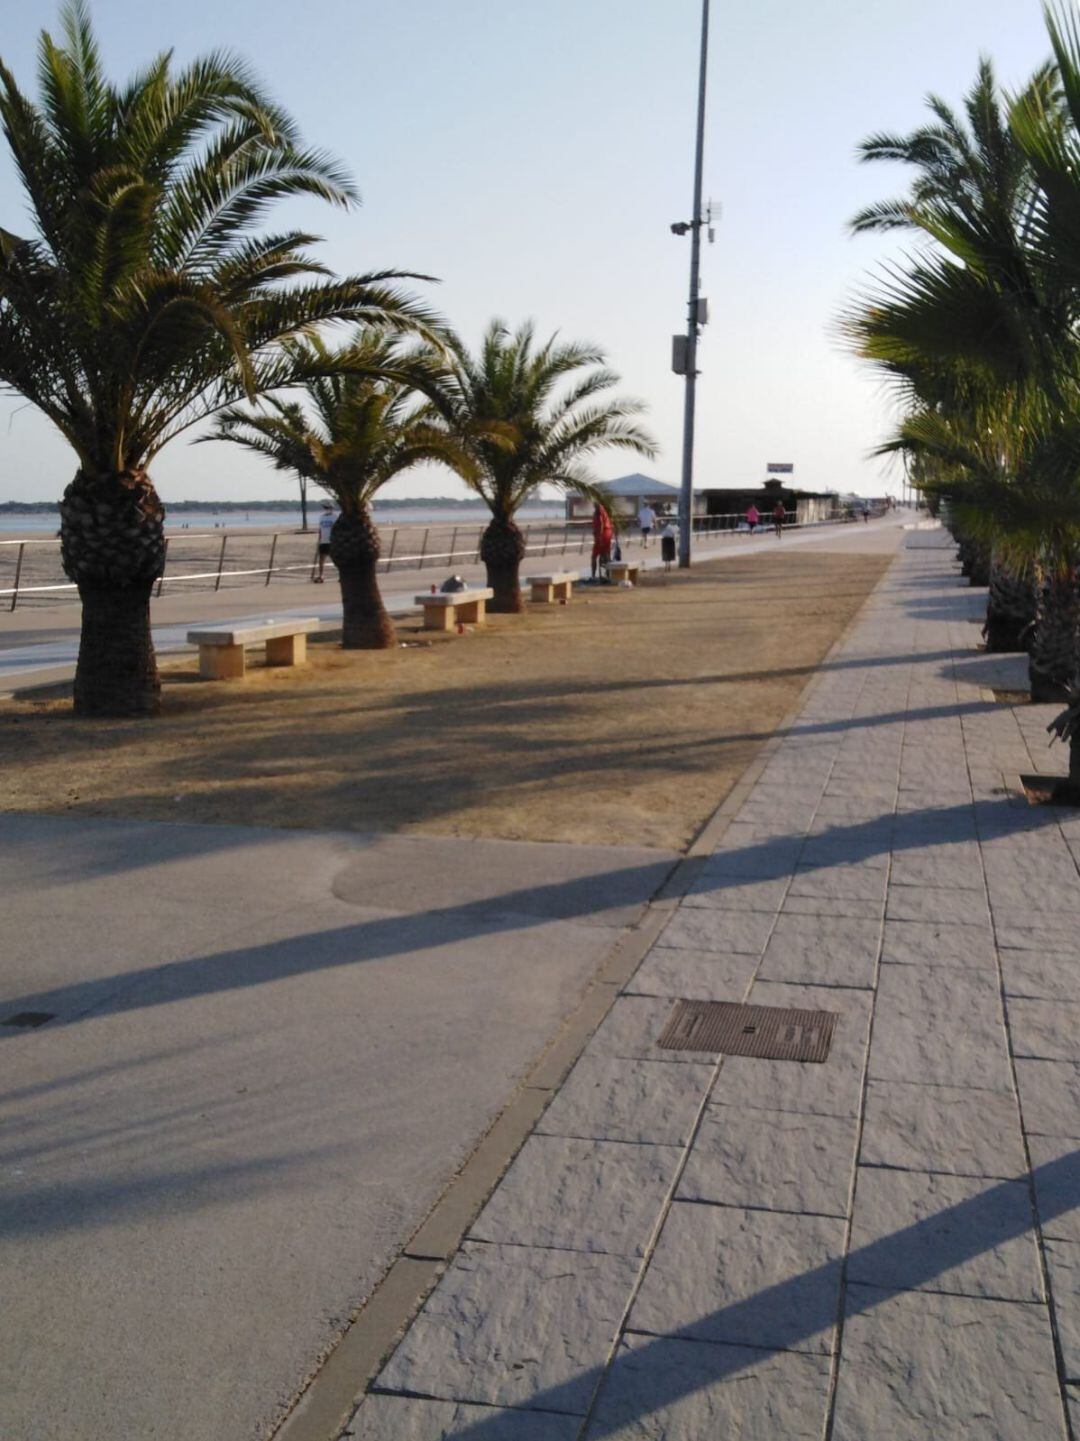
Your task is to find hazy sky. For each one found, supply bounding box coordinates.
[0,0,1056,503]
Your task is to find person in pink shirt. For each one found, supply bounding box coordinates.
[746,504,760,534]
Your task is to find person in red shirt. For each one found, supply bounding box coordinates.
[772,500,786,537]
[591,502,614,579]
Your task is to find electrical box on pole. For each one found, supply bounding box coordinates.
[696,298,709,326]
[672,335,689,375]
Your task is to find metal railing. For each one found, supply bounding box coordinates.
[0,509,846,611]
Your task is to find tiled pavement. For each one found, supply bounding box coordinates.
[344,532,1080,1440]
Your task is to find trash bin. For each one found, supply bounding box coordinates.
[661,533,676,564]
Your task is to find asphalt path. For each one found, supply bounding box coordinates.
[0,816,676,1441]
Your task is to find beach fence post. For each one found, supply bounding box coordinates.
[523,524,532,559]
[474,527,482,562]
[156,538,170,597]
[417,528,429,571]
[448,526,458,567]
[384,528,397,574]
[213,534,228,591]
[265,533,278,587]
[9,542,25,612]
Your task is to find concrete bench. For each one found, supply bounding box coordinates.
[413,587,494,632]
[187,618,321,680]
[608,561,641,586]
[527,571,577,604]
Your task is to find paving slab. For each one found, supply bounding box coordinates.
[1015,1060,1080,1138]
[681,872,790,912]
[583,1334,833,1440]
[779,892,884,920]
[757,913,880,989]
[1027,1136,1080,1244]
[831,1285,1065,1440]
[711,981,872,1119]
[1044,1241,1080,1381]
[657,906,776,956]
[349,1396,581,1440]
[468,1134,680,1257]
[1001,948,1080,1002]
[879,918,996,968]
[627,1201,845,1354]
[847,1168,1043,1302]
[534,1055,713,1147]
[585,994,710,1065]
[622,945,758,1001]
[885,883,990,926]
[1009,997,1080,1062]
[868,963,1012,1091]
[677,1104,858,1216]
[860,1080,1027,1179]
[374,1241,638,1415]
[788,863,887,900]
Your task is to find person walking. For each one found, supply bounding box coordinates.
[637,501,656,547]
[772,500,786,538]
[591,501,614,580]
[314,500,337,582]
[746,503,760,535]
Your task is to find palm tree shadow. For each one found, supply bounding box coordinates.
[396,1148,1080,1438]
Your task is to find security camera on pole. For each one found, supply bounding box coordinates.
[670,0,713,569]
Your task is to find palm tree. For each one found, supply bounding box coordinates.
[849,54,1057,656]
[422,320,657,612]
[213,334,467,648]
[0,2,436,715]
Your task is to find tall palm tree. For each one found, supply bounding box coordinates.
[849,54,1058,656]
[0,2,436,715]
[422,320,657,612]
[213,334,467,648]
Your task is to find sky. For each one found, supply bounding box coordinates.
[0,0,1059,503]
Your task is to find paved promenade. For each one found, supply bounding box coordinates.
[344,531,1080,1439]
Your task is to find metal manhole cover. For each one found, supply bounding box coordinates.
[2,1011,56,1029]
[657,1000,837,1062]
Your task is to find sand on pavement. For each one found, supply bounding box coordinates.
[0,545,895,851]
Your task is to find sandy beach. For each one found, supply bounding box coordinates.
[1,544,895,850]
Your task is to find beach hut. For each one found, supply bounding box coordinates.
[565,473,696,522]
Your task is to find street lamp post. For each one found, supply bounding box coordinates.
[675,0,711,568]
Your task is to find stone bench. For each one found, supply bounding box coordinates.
[413,587,494,632]
[608,561,641,586]
[526,571,577,604]
[187,618,321,680]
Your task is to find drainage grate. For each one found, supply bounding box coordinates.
[657,1000,837,1062]
[2,1011,56,1029]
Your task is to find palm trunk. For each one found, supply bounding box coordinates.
[74,582,160,716]
[1029,566,1079,703]
[329,507,395,649]
[480,514,526,613]
[60,469,166,719]
[984,557,1034,653]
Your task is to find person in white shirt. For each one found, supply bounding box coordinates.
[314,500,337,582]
[638,502,656,546]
